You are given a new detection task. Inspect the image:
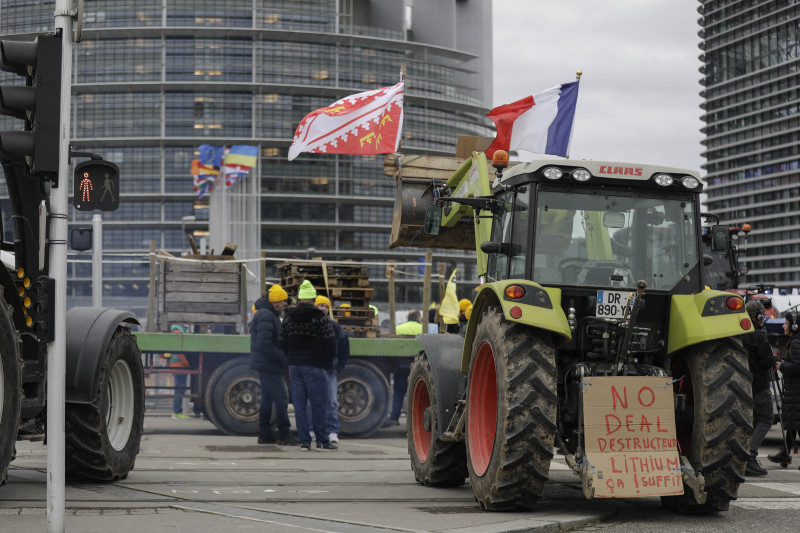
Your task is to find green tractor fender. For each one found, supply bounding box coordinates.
[65,307,140,404]
[668,291,752,354]
[460,280,572,373]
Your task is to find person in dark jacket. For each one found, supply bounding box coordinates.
[314,295,350,443]
[249,284,295,445]
[769,312,800,467]
[281,280,337,451]
[742,300,776,476]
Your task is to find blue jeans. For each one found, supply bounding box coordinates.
[173,372,187,414]
[258,370,292,439]
[389,364,410,422]
[306,370,340,435]
[290,365,330,446]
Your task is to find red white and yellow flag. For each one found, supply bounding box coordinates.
[288,81,404,161]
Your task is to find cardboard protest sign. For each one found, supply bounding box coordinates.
[582,376,683,498]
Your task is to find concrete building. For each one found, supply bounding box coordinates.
[0,0,493,319]
[698,0,800,288]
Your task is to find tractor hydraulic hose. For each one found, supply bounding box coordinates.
[614,280,647,374]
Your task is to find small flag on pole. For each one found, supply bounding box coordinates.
[224,145,258,167]
[288,81,404,161]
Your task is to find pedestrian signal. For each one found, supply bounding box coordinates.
[73,159,119,211]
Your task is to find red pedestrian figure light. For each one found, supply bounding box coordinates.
[79,172,93,202]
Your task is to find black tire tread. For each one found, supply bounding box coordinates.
[467,307,557,510]
[65,328,144,482]
[0,298,21,487]
[662,337,751,514]
[407,352,467,487]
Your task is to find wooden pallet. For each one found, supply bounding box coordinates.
[277,262,368,279]
[342,325,379,338]
[279,261,379,338]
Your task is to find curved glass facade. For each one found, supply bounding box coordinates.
[0,0,493,317]
[699,0,800,287]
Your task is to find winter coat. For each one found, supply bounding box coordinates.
[249,296,287,373]
[742,324,775,395]
[331,320,350,374]
[280,302,335,370]
[779,333,800,430]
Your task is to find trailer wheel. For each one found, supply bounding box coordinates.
[0,299,20,486]
[662,338,752,514]
[205,357,260,436]
[337,359,390,437]
[66,327,144,481]
[408,352,467,486]
[466,307,557,510]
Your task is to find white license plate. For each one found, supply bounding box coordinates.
[596,290,632,319]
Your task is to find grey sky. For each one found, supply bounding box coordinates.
[492,0,704,172]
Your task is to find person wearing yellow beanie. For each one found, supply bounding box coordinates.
[297,279,317,301]
[459,298,471,312]
[314,294,350,444]
[282,279,338,450]
[249,286,294,445]
[268,284,288,303]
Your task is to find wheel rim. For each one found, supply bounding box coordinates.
[338,377,374,422]
[105,359,135,452]
[468,340,497,476]
[223,377,260,422]
[411,377,432,462]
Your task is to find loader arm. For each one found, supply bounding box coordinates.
[438,152,495,277]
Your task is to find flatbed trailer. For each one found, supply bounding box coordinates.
[134,332,421,437]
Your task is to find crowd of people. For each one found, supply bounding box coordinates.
[245,278,474,446]
[249,280,348,451]
[744,300,800,476]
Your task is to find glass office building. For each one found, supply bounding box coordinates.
[698,0,800,288]
[0,0,494,318]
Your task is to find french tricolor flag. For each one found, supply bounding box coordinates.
[485,81,580,159]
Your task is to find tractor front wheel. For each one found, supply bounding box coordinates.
[662,337,752,514]
[65,327,144,481]
[465,307,557,510]
[0,298,20,486]
[407,352,467,486]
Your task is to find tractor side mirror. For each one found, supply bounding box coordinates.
[480,241,510,255]
[710,225,728,254]
[424,204,442,235]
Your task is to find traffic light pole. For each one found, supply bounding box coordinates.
[48,3,72,532]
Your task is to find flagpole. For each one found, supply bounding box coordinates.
[564,69,582,159]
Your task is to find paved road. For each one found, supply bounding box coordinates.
[1,413,798,532]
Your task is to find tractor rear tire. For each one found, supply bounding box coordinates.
[465,307,557,510]
[66,327,144,481]
[662,337,752,514]
[407,352,467,487]
[205,357,260,436]
[0,299,20,487]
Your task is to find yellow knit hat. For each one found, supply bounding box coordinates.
[459,298,472,312]
[268,284,288,302]
[315,295,331,306]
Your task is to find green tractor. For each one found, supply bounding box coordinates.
[392,151,754,513]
